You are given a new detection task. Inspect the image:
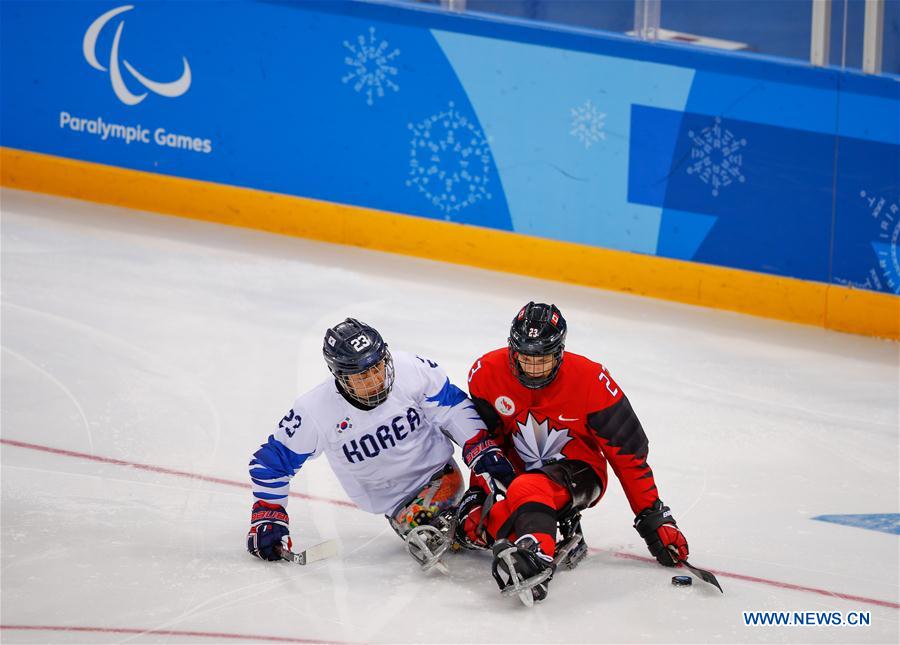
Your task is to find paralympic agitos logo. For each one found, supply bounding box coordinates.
[83,5,191,106]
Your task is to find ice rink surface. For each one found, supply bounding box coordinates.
[1,188,898,644]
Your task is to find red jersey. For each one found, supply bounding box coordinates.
[467,348,660,515]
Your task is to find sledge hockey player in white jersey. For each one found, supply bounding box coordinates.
[247,318,515,569]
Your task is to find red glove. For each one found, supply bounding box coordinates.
[656,524,689,564]
[455,486,490,550]
[634,500,689,566]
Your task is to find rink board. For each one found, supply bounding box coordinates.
[2,147,897,339]
[1,0,898,337]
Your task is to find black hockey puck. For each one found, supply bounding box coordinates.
[671,575,692,587]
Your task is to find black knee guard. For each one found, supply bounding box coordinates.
[538,459,602,513]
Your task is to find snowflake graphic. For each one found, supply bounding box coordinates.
[686,117,747,197]
[569,99,606,148]
[406,102,493,216]
[512,413,573,470]
[341,26,400,106]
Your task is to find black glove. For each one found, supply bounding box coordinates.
[247,501,292,561]
[634,500,689,566]
[463,434,516,495]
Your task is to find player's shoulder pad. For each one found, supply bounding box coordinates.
[468,347,506,381]
[390,349,416,369]
[563,352,623,402]
[392,351,449,402]
[299,378,340,406]
[561,350,604,375]
[393,350,444,373]
[286,379,341,429]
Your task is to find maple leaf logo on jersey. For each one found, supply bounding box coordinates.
[512,412,573,470]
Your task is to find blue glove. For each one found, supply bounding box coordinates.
[247,501,292,561]
[463,434,516,495]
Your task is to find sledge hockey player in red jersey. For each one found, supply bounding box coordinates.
[457,302,689,604]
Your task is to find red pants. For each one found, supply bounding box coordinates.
[485,472,572,557]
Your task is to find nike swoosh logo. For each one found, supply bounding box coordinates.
[558,415,578,422]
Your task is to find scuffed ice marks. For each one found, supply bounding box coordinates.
[406,102,493,217]
[341,26,400,106]
[686,117,747,197]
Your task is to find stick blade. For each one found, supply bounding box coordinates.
[280,539,339,565]
[682,560,724,593]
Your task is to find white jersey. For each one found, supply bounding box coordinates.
[249,351,486,515]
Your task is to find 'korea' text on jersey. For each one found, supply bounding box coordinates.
[248,351,485,514]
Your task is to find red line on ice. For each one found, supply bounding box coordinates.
[0,624,351,643]
[0,438,356,508]
[603,550,900,609]
[3,437,898,610]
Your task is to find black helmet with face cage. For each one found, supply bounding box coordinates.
[323,318,394,406]
[508,302,567,389]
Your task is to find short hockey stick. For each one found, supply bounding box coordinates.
[475,485,500,538]
[277,540,338,565]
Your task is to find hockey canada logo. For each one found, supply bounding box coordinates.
[83,5,192,106]
[494,396,516,417]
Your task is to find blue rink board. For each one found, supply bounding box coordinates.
[1,0,898,293]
